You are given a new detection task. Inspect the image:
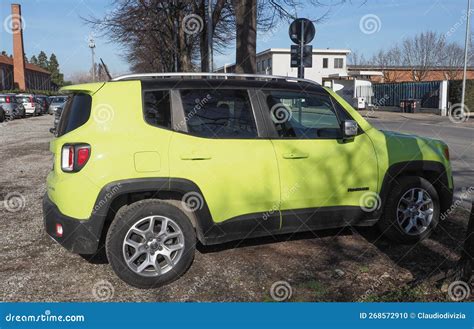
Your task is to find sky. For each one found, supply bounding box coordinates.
[0,0,471,80]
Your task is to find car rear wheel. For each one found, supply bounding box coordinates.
[378,176,440,244]
[106,199,195,289]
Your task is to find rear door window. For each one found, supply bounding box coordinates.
[180,89,258,138]
[57,93,92,137]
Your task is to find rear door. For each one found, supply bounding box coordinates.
[168,88,281,230]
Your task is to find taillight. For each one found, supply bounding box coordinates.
[77,147,90,166]
[61,144,91,172]
[6,96,10,103]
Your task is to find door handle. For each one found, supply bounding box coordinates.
[282,152,308,159]
[180,153,212,160]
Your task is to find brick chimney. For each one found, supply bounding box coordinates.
[11,4,26,90]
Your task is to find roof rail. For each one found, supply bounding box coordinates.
[111,72,319,86]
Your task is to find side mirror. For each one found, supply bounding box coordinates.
[343,120,358,138]
[49,127,55,134]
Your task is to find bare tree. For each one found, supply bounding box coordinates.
[369,46,405,82]
[441,42,465,80]
[348,51,367,66]
[402,31,446,81]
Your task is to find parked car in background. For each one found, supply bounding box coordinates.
[17,94,42,116]
[0,94,25,119]
[35,95,50,115]
[48,96,69,115]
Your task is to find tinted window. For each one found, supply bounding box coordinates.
[265,91,341,139]
[143,90,171,128]
[180,89,257,138]
[57,93,92,137]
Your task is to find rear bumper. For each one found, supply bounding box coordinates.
[43,194,106,254]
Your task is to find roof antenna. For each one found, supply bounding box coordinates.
[100,58,112,81]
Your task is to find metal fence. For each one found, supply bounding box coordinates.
[372,81,441,108]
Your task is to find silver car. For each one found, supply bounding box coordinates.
[48,96,69,115]
[0,94,25,119]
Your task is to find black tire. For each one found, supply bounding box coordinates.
[0,110,5,123]
[378,176,440,244]
[106,199,195,289]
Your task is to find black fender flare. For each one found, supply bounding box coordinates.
[92,178,215,243]
[377,160,453,215]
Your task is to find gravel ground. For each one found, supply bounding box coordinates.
[0,115,471,302]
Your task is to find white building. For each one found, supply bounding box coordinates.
[217,48,351,84]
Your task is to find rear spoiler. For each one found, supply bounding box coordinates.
[60,82,106,95]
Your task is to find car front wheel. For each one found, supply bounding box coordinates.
[106,199,195,289]
[378,176,440,244]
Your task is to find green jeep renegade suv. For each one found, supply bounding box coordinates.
[43,73,453,288]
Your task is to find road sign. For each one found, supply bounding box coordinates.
[289,18,315,45]
[290,45,313,67]
[289,18,315,78]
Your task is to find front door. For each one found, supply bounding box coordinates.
[261,89,378,231]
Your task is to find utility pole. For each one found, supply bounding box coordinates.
[461,0,471,116]
[207,0,213,72]
[88,36,96,82]
[298,22,305,78]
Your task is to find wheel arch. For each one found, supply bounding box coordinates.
[92,178,214,246]
[378,160,453,215]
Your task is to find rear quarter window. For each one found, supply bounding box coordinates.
[57,93,92,137]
